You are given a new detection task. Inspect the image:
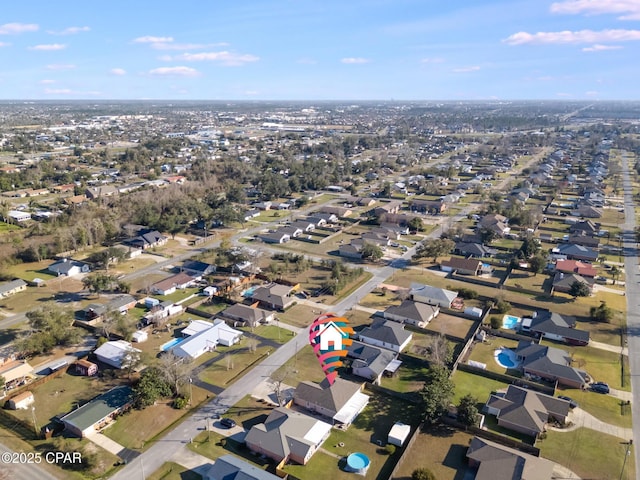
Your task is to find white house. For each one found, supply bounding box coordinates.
[94,340,141,369]
[8,210,31,222]
[172,320,242,360]
[410,283,458,308]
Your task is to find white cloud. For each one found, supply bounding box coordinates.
[134,36,174,43]
[150,42,228,51]
[46,64,75,70]
[550,1,640,20]
[452,65,481,73]
[171,51,259,66]
[44,88,72,94]
[39,79,55,84]
[148,66,200,77]
[29,43,66,51]
[582,43,623,51]
[341,57,370,64]
[0,42,11,47]
[420,57,445,64]
[48,26,90,35]
[109,68,127,76]
[0,23,38,35]
[504,29,640,45]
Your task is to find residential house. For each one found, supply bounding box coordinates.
[181,260,216,277]
[172,319,243,360]
[571,205,602,219]
[357,319,413,353]
[244,209,260,222]
[515,341,589,388]
[8,210,31,222]
[521,311,590,346]
[293,378,369,426]
[554,259,597,278]
[258,231,291,244]
[248,283,295,311]
[82,303,107,322]
[290,220,315,232]
[306,216,327,227]
[409,199,446,215]
[338,243,363,259]
[279,225,303,238]
[203,455,281,480]
[75,359,98,377]
[569,220,600,235]
[313,212,339,224]
[151,272,197,296]
[383,300,439,328]
[85,185,118,199]
[320,205,353,218]
[373,200,403,216]
[440,257,483,275]
[568,232,600,248]
[410,283,459,308]
[0,279,27,298]
[0,361,33,389]
[466,436,555,480]
[245,407,332,466]
[61,386,134,437]
[478,214,510,237]
[123,229,168,250]
[47,258,90,277]
[454,242,498,258]
[220,303,275,328]
[484,385,571,438]
[552,272,594,295]
[180,319,214,337]
[347,341,400,384]
[94,340,141,369]
[554,244,598,262]
[107,294,137,314]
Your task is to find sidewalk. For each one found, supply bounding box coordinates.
[86,431,126,456]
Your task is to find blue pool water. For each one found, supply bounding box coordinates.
[160,337,184,352]
[242,286,258,297]
[495,348,520,369]
[346,453,370,472]
[502,314,521,329]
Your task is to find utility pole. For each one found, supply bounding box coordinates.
[620,439,632,480]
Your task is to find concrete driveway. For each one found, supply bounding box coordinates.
[548,407,633,441]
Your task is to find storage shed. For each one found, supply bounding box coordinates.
[131,330,148,343]
[7,391,34,410]
[388,422,411,447]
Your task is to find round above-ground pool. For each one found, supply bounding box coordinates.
[494,347,521,369]
[346,452,371,475]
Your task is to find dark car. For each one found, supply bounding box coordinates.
[558,395,578,409]
[220,418,236,429]
[591,383,610,394]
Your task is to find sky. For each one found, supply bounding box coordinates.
[0,0,638,100]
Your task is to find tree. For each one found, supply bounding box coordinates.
[609,266,621,285]
[529,254,546,276]
[134,367,173,408]
[495,300,511,314]
[520,235,541,258]
[414,238,455,263]
[159,352,192,395]
[361,242,383,261]
[590,301,614,323]
[19,304,81,355]
[478,227,498,244]
[420,364,454,424]
[408,216,425,232]
[569,280,591,298]
[122,349,142,379]
[0,375,5,389]
[457,394,479,426]
[269,367,291,407]
[412,468,436,480]
[426,333,453,367]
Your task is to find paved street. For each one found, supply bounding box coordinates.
[620,154,640,467]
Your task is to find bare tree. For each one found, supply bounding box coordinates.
[159,351,192,395]
[247,337,258,354]
[122,349,142,379]
[224,353,234,371]
[269,367,291,407]
[426,333,453,367]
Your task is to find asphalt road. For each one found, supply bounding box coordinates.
[620,154,639,472]
[0,444,59,480]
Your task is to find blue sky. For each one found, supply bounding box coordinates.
[0,0,638,100]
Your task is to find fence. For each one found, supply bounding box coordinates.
[456,363,556,396]
[385,421,424,480]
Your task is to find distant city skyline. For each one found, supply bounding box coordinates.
[0,0,638,100]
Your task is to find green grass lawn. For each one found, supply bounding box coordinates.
[197,345,271,388]
[3,260,59,282]
[555,386,632,428]
[379,355,429,393]
[188,430,272,470]
[452,370,511,405]
[538,428,634,480]
[103,385,210,450]
[147,462,202,480]
[424,312,478,340]
[272,345,326,386]
[161,287,200,304]
[504,271,548,293]
[466,338,521,375]
[391,425,473,480]
[240,324,293,345]
[0,221,20,233]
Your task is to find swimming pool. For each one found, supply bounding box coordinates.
[160,337,184,352]
[494,348,520,369]
[346,452,370,474]
[242,286,258,297]
[502,314,521,329]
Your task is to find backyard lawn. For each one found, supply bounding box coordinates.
[451,370,511,405]
[103,385,210,450]
[197,345,272,388]
[272,345,326,386]
[466,338,521,375]
[277,304,319,328]
[424,312,478,340]
[379,355,429,394]
[538,428,634,480]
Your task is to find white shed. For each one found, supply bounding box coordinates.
[131,330,148,343]
[464,307,483,318]
[388,422,411,447]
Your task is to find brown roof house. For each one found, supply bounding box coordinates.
[293,378,369,426]
[245,407,332,466]
[440,257,487,276]
[484,385,571,438]
[466,436,555,480]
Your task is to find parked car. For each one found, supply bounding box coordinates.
[558,395,578,409]
[590,382,610,394]
[220,418,236,429]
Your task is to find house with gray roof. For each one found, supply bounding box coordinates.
[248,283,295,311]
[203,454,280,480]
[0,279,27,298]
[466,436,555,480]
[358,319,412,353]
[61,385,133,437]
[245,407,332,466]
[410,283,458,308]
[521,311,590,346]
[47,258,91,277]
[220,303,275,327]
[454,242,498,258]
[555,243,598,262]
[551,272,594,296]
[347,340,400,384]
[515,341,589,388]
[484,385,571,438]
[293,378,369,426]
[383,300,439,328]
